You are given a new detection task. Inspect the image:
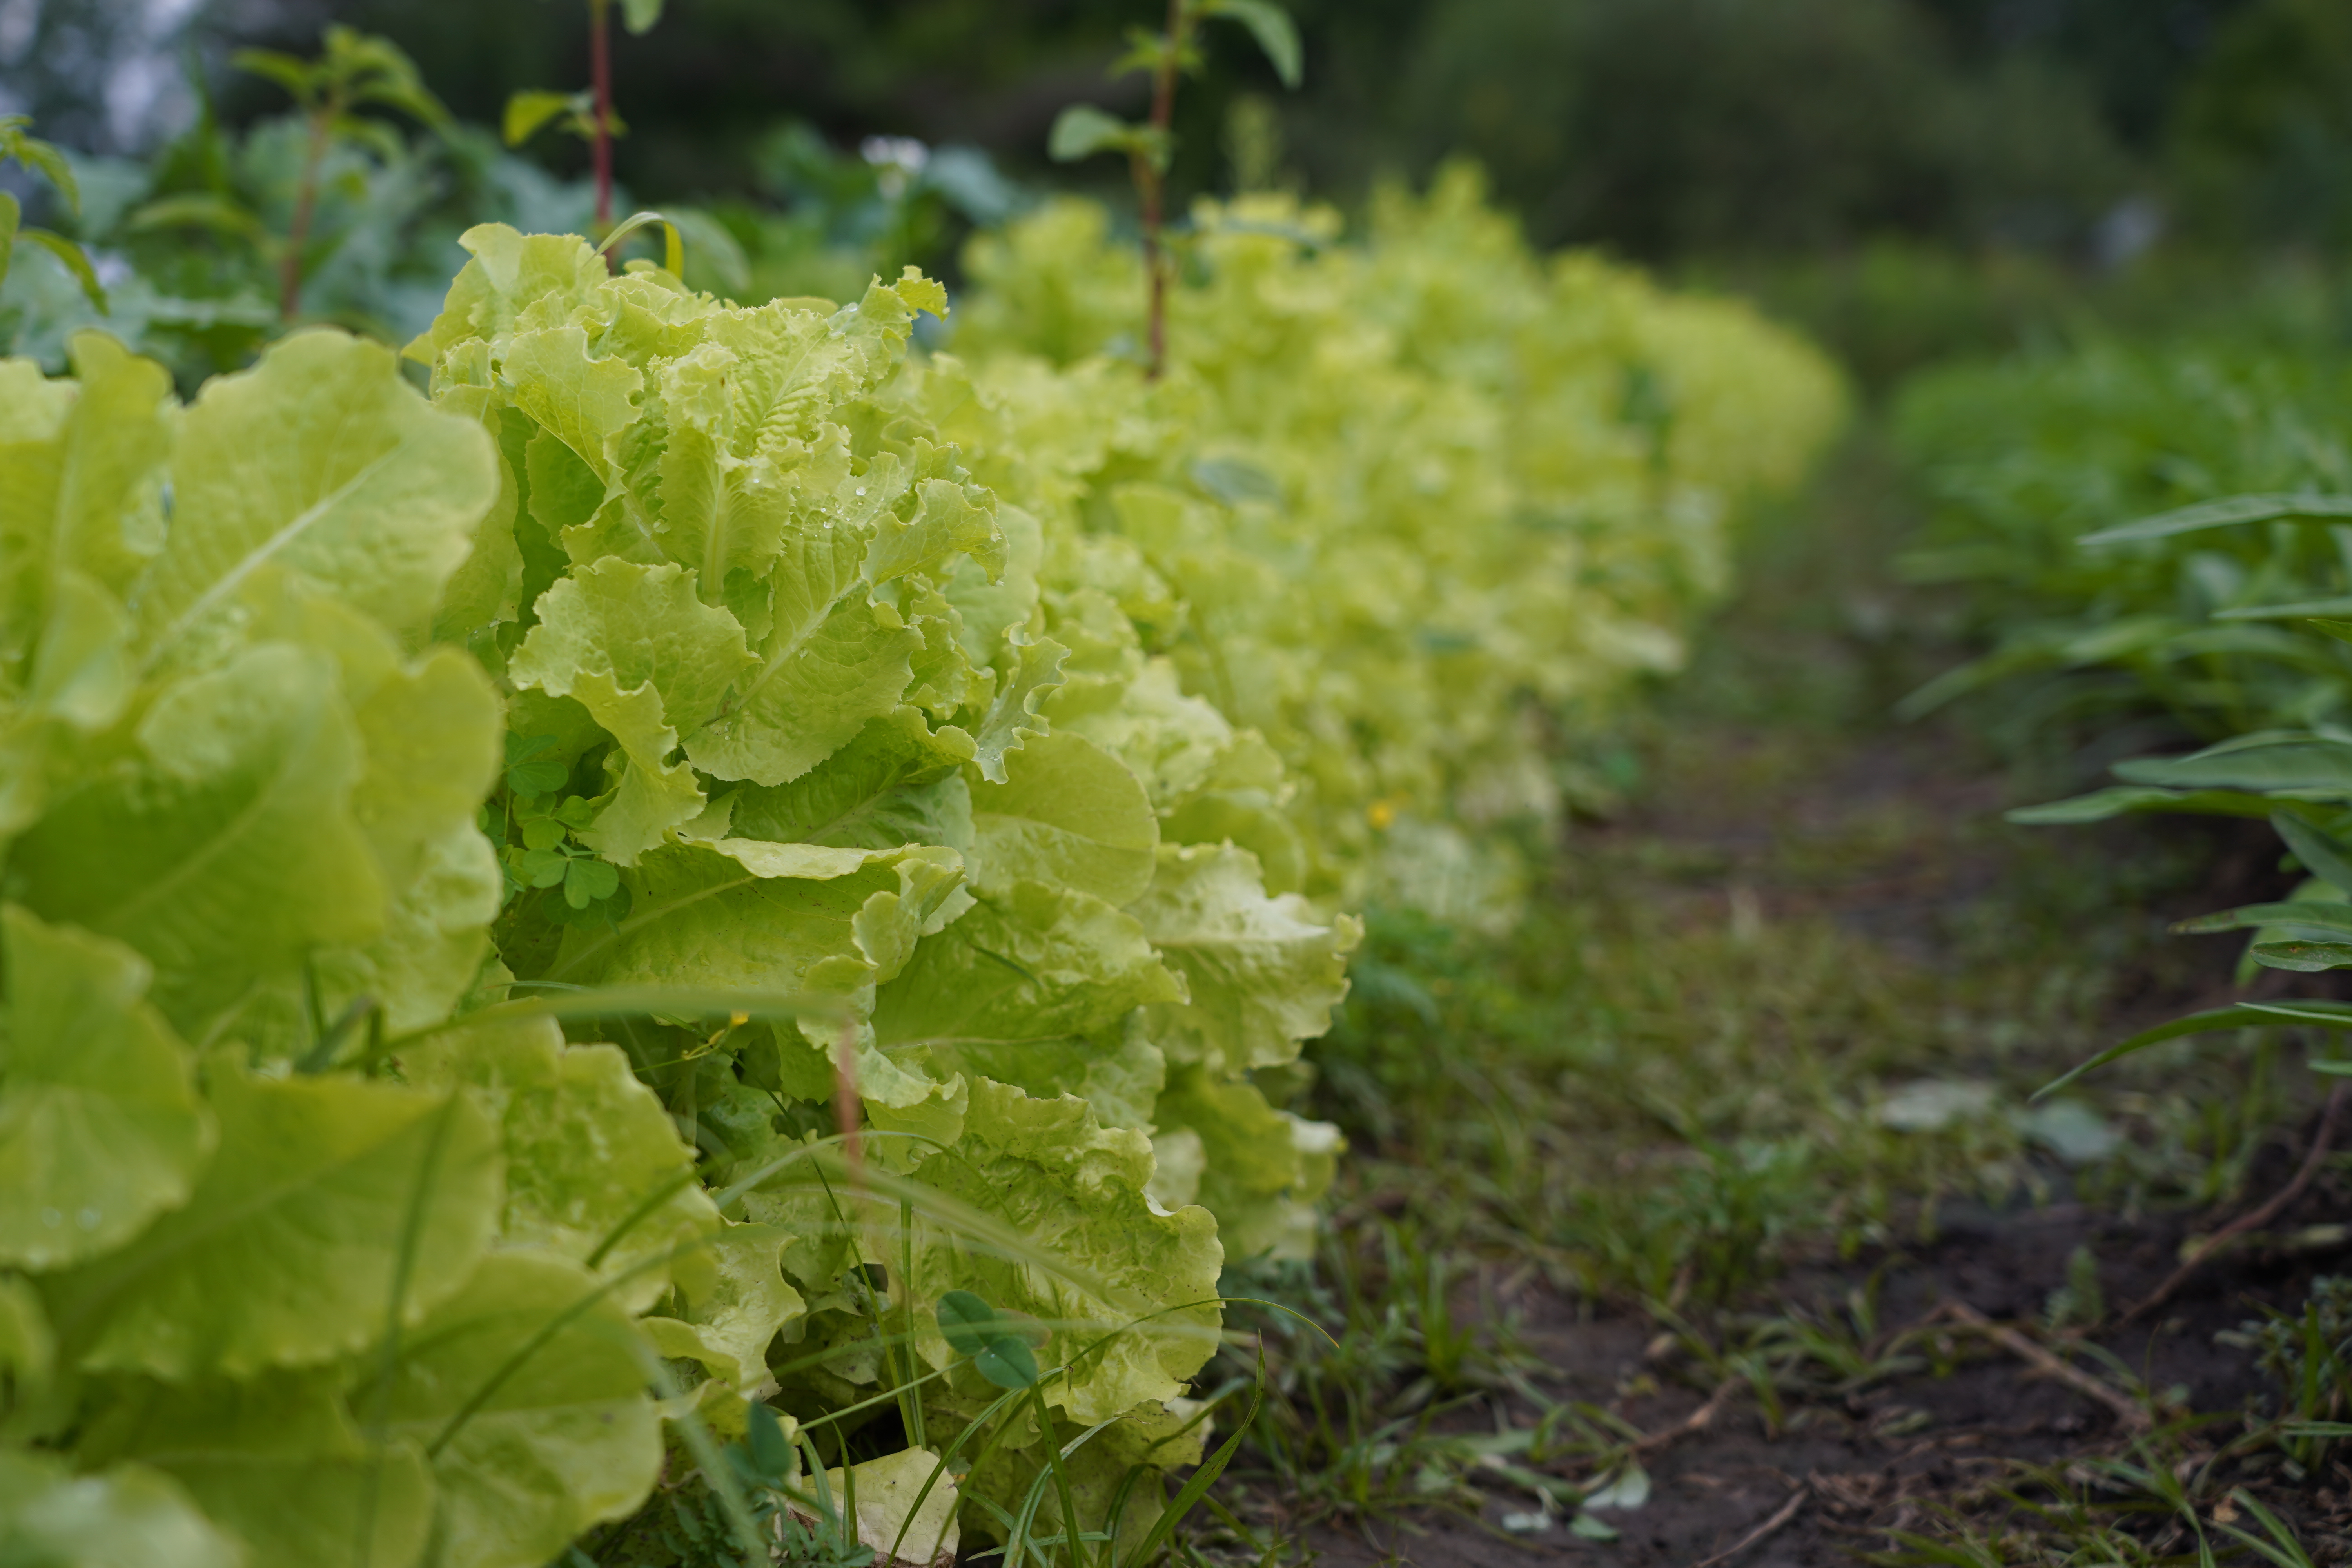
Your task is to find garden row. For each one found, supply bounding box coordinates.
[0,102,1838,1568]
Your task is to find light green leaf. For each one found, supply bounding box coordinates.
[902,1078,1221,1425]
[619,0,664,33]
[313,821,502,1042]
[10,644,383,1037]
[501,90,579,148]
[0,907,211,1271]
[0,336,172,747]
[49,1066,502,1381]
[941,503,1043,666]
[376,1251,661,1568]
[863,445,1005,588]
[430,410,525,646]
[969,731,1158,906]
[350,646,503,896]
[799,1447,960,1568]
[0,332,172,614]
[134,330,498,664]
[967,636,1069,786]
[0,1452,240,1568]
[642,1221,804,1394]
[77,1368,433,1568]
[283,647,505,1039]
[928,1028,1166,1133]
[1048,656,1234,808]
[24,567,134,732]
[509,558,755,862]
[398,1015,716,1314]
[649,343,803,593]
[1048,105,1144,164]
[508,557,754,739]
[872,881,1183,1051]
[546,840,964,1002]
[724,706,977,854]
[408,226,610,365]
[1152,1067,1339,1262]
[500,326,643,485]
[683,521,922,786]
[1129,844,1357,1073]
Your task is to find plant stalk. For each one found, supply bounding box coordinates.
[1139,0,1189,380]
[589,0,615,234]
[279,101,334,320]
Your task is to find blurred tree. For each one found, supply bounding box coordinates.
[1917,0,2252,148]
[2171,0,2352,247]
[0,0,2319,266]
[1394,0,2131,256]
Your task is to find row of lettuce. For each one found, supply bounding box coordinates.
[0,180,1839,1568]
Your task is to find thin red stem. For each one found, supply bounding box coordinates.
[832,1017,865,1184]
[279,104,332,321]
[589,0,614,234]
[1141,0,1187,379]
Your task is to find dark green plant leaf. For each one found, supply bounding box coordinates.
[2079,492,2352,547]
[2037,1005,2299,1100]
[935,1289,997,1357]
[2250,942,2352,973]
[1207,0,1303,87]
[564,858,619,909]
[973,1336,1040,1390]
[2115,742,2352,794]
[2006,786,2285,824]
[2174,902,2352,937]
[2274,812,2352,896]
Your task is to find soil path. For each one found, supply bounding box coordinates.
[1274,441,2352,1566]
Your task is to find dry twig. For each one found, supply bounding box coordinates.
[1632,1377,1740,1456]
[1690,1483,1809,1568]
[1935,1301,2151,1432]
[2123,1080,2349,1323]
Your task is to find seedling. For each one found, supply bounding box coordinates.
[1047,0,1301,376]
[227,27,448,317]
[505,0,665,234]
[0,116,103,308]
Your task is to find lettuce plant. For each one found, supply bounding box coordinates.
[0,329,711,1566]
[1046,0,1302,376]
[404,224,1359,1552]
[949,170,1847,918]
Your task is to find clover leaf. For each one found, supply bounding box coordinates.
[505,733,570,795]
[936,1289,1044,1390]
[564,857,620,909]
